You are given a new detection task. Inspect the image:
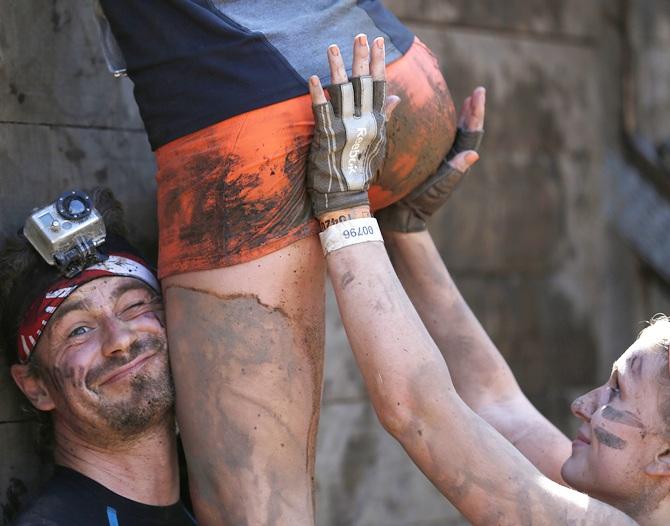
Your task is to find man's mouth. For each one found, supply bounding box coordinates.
[97,352,157,387]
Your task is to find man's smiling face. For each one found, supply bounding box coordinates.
[28,276,174,444]
[561,324,670,513]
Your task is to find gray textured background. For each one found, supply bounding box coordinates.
[2,1,670,525]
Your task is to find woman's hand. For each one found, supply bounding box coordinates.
[306,34,399,223]
[376,86,486,232]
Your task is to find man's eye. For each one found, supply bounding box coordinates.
[124,302,146,313]
[68,326,90,338]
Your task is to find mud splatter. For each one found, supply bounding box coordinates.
[602,405,643,429]
[64,147,86,164]
[594,426,627,450]
[340,270,355,290]
[302,318,324,515]
[157,141,314,276]
[94,168,108,183]
[165,285,323,524]
[9,83,26,104]
[175,152,236,258]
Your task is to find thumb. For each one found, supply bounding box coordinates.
[448,150,479,172]
[384,95,401,122]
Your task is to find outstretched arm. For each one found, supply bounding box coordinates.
[384,229,572,484]
[326,237,634,525]
[378,89,571,485]
[306,37,637,525]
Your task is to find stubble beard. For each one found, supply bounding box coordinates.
[87,335,176,442]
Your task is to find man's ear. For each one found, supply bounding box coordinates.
[10,364,55,411]
[645,447,670,477]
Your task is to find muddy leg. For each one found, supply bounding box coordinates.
[164,236,325,526]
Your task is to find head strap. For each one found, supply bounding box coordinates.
[16,252,159,364]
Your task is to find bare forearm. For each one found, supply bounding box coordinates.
[383,229,520,408]
[326,240,456,424]
[383,229,572,484]
[325,240,634,525]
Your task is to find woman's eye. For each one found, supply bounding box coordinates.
[608,380,620,400]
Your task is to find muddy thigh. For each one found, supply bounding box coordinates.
[163,237,325,526]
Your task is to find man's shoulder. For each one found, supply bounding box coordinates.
[10,467,196,526]
[10,478,88,526]
[10,467,110,526]
[12,508,61,526]
[11,491,78,526]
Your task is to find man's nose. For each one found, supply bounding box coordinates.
[570,388,600,422]
[100,317,135,357]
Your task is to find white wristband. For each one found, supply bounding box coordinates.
[319,217,384,256]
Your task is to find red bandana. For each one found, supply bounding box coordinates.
[17,253,159,363]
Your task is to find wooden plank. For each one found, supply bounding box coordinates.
[385,0,603,42]
[632,0,670,141]
[402,27,602,274]
[0,0,142,128]
[0,422,50,524]
[0,123,157,257]
[453,274,598,432]
[0,364,29,422]
[316,402,465,526]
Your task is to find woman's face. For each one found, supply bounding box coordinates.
[561,335,670,511]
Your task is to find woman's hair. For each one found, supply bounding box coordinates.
[638,314,670,348]
[0,187,129,457]
[638,314,670,435]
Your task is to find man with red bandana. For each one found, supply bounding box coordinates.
[0,189,195,526]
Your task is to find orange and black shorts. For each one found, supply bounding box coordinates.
[155,37,456,278]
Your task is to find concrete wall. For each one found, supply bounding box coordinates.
[627,1,670,321]
[1,1,669,525]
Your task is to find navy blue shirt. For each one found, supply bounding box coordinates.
[97,0,414,149]
[12,466,196,526]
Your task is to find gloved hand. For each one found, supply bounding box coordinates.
[307,35,398,220]
[376,87,486,232]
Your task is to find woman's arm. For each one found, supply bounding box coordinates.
[306,35,637,525]
[377,87,571,485]
[384,228,572,485]
[326,237,633,525]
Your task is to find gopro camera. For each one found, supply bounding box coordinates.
[23,190,107,277]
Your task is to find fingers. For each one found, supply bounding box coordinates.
[328,45,348,85]
[351,34,370,77]
[331,36,385,83]
[459,86,486,131]
[469,86,486,131]
[327,45,354,117]
[355,76,374,115]
[458,95,472,129]
[325,35,388,117]
[448,150,479,173]
[309,75,327,106]
[370,37,386,81]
